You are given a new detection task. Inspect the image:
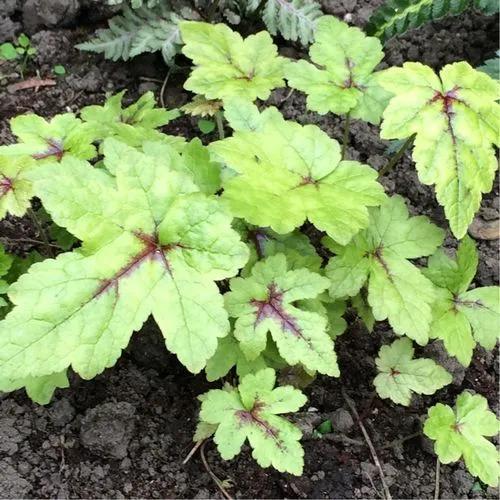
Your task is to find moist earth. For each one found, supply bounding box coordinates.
[0,1,499,498]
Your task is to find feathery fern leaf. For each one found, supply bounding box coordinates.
[106,0,161,8]
[366,0,495,43]
[77,5,183,64]
[262,0,323,45]
[478,51,500,80]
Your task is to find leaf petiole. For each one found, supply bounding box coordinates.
[378,133,415,177]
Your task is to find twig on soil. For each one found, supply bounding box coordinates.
[0,236,61,250]
[139,76,165,84]
[362,469,384,499]
[7,77,56,93]
[342,388,392,500]
[160,68,173,109]
[379,431,421,450]
[378,134,416,177]
[200,440,233,500]
[434,457,440,500]
[182,439,204,465]
[277,88,295,109]
[321,433,364,447]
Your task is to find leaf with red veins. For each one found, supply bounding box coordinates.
[0,113,97,162]
[379,61,500,238]
[225,254,339,376]
[198,368,307,475]
[0,144,248,384]
[0,155,36,219]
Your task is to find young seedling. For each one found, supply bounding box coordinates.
[196,368,307,475]
[378,61,500,238]
[325,195,444,344]
[286,16,391,157]
[53,64,66,76]
[374,337,452,406]
[423,236,500,366]
[0,34,37,78]
[424,392,500,487]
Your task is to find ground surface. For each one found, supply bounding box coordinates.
[0,1,499,498]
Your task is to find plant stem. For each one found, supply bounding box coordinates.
[27,208,54,257]
[378,134,416,177]
[341,112,351,160]
[207,0,221,22]
[253,0,268,17]
[215,111,225,140]
[342,389,392,500]
[434,458,440,500]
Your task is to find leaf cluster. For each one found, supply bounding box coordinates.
[1,15,499,483]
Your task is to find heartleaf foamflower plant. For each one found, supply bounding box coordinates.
[378,61,500,238]
[424,236,500,366]
[325,195,444,344]
[225,254,338,376]
[0,113,97,161]
[374,338,452,406]
[286,16,391,125]
[210,101,386,245]
[0,138,248,389]
[180,21,286,101]
[424,392,500,487]
[197,368,307,475]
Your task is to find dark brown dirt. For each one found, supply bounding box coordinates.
[0,1,498,499]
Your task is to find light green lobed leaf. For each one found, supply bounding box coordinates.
[0,370,69,405]
[237,223,322,277]
[0,141,248,388]
[223,98,285,133]
[326,195,444,344]
[198,368,306,475]
[225,254,338,376]
[424,236,500,366]
[81,90,180,142]
[374,337,452,406]
[351,292,375,332]
[205,333,286,382]
[0,113,97,161]
[180,21,286,101]
[210,106,386,245]
[424,392,500,487]
[378,61,500,238]
[285,16,391,124]
[0,155,36,219]
[102,137,221,195]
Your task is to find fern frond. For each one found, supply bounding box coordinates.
[366,0,492,42]
[77,5,182,64]
[262,0,323,45]
[106,0,161,8]
[474,0,499,14]
[129,11,182,62]
[77,7,143,61]
[478,50,500,80]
